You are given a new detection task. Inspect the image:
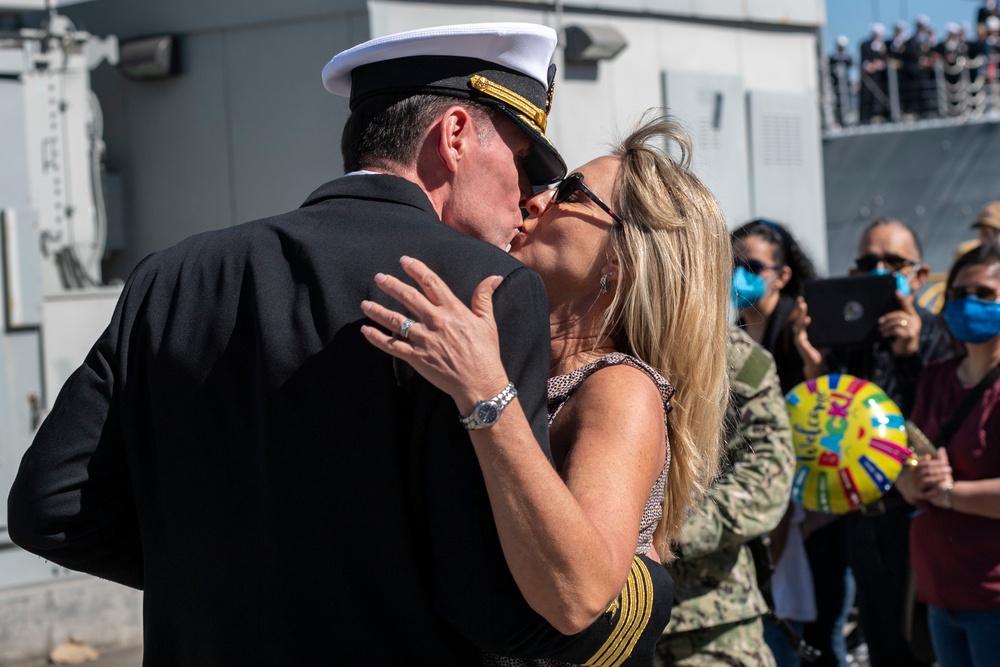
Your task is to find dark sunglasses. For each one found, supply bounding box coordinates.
[854,252,917,272]
[734,256,780,275]
[946,286,1000,302]
[552,172,624,224]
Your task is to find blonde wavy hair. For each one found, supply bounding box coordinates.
[602,113,731,561]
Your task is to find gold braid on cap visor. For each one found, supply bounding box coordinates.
[470,75,548,132]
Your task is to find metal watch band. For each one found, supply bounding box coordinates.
[941,483,954,509]
[460,382,517,430]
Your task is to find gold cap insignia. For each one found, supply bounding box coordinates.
[469,75,548,132]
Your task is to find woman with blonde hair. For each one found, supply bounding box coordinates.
[362,114,730,664]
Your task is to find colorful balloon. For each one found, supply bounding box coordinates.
[786,374,909,514]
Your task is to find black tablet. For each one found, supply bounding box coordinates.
[803,274,899,348]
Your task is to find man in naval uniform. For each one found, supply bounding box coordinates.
[859,23,889,123]
[8,23,671,666]
[829,35,854,126]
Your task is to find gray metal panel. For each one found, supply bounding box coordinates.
[685,0,742,21]
[41,289,122,410]
[55,0,822,42]
[0,37,54,583]
[2,0,92,7]
[224,16,358,224]
[92,15,365,282]
[0,81,43,330]
[96,33,233,279]
[663,69,751,228]
[747,89,828,273]
[2,209,43,329]
[0,336,11,533]
[0,335,43,543]
[823,122,1000,276]
[556,0,821,24]
[58,0,368,41]
[0,306,42,542]
[745,0,825,25]
[0,80,29,210]
[640,0,695,15]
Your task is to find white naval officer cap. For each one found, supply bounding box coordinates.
[871,22,885,35]
[322,23,565,185]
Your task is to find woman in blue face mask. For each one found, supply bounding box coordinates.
[896,242,1000,667]
[731,219,818,394]
[733,220,855,667]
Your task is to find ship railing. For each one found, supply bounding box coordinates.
[825,51,1000,131]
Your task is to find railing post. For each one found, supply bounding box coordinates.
[990,52,1000,111]
[887,64,901,122]
[935,60,948,117]
[835,61,854,126]
[959,59,972,116]
[820,56,836,129]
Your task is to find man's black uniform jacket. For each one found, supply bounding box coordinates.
[9,175,672,665]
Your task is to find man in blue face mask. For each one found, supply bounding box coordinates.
[798,218,950,400]
[849,220,928,356]
[794,217,954,667]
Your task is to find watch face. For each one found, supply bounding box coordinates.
[476,402,500,425]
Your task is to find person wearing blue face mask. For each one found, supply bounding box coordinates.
[793,217,954,667]
[731,219,818,395]
[894,242,1000,667]
[852,230,925,351]
[795,217,952,422]
[732,220,829,667]
[867,263,916,296]
[941,248,1000,345]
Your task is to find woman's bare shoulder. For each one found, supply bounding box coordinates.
[554,362,667,498]
[563,362,667,440]
[575,361,666,407]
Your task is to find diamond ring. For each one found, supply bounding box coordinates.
[399,318,416,339]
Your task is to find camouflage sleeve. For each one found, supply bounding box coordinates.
[673,327,796,560]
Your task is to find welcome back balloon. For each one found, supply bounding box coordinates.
[786,374,909,514]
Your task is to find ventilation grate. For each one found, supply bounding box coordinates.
[761,113,802,166]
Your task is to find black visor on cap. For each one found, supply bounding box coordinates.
[350,56,566,185]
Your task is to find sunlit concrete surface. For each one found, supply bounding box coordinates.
[0,577,141,665]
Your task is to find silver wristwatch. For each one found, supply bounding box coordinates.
[460,383,517,430]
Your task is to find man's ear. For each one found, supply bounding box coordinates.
[912,263,930,289]
[436,106,475,175]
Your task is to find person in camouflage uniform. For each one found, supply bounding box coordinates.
[655,325,796,666]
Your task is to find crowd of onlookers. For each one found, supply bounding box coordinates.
[827,1,1000,125]
[687,206,1000,667]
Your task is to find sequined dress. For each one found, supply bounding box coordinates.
[484,352,673,667]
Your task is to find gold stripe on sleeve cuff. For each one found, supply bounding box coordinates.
[583,556,654,667]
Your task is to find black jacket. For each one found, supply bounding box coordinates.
[8,174,671,665]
